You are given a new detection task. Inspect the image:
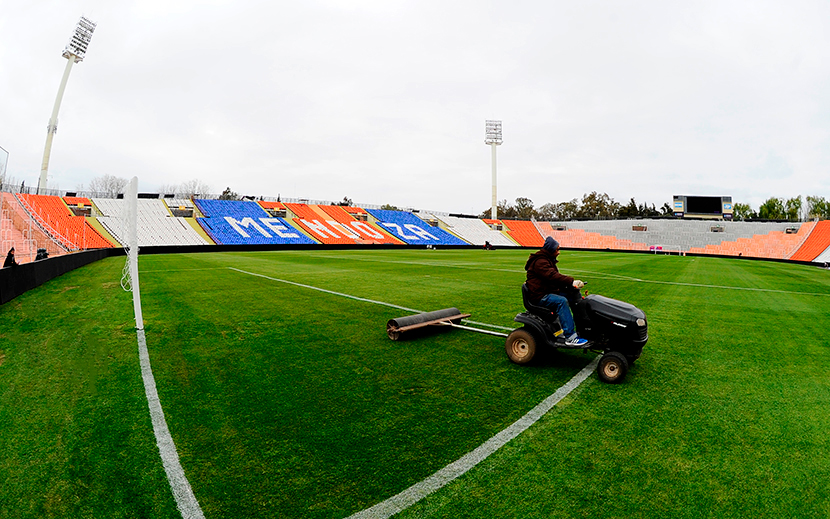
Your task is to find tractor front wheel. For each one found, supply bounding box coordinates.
[598,351,629,384]
[505,328,537,365]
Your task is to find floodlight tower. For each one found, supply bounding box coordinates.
[37,16,97,194]
[484,120,503,220]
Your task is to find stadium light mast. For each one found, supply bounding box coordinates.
[37,16,97,195]
[485,120,503,220]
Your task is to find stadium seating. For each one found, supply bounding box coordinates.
[366,209,469,245]
[688,222,813,259]
[258,201,286,211]
[4,187,829,264]
[420,214,515,246]
[194,199,317,245]
[63,196,93,207]
[16,194,114,250]
[317,204,402,244]
[541,219,803,253]
[284,203,402,244]
[789,221,830,262]
[92,198,210,247]
[491,219,545,247]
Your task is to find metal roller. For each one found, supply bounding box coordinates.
[386,307,469,340]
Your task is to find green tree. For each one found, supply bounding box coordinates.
[577,192,620,219]
[758,197,785,219]
[618,198,639,218]
[337,196,353,206]
[732,203,757,221]
[660,202,673,216]
[536,202,557,220]
[784,196,802,221]
[806,196,829,219]
[380,203,399,211]
[514,197,536,219]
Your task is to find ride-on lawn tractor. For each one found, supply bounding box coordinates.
[505,283,648,383]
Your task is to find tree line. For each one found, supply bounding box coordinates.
[478,192,672,220]
[479,193,830,222]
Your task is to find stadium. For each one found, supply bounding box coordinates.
[2,181,830,518]
[3,6,830,519]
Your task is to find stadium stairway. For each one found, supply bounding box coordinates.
[1,194,37,263]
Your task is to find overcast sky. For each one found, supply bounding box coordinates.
[2,1,829,214]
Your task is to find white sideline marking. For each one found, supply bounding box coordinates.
[346,356,601,519]
[137,329,205,519]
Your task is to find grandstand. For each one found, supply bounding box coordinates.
[483,219,545,247]
[540,219,809,254]
[94,198,210,247]
[366,209,469,245]
[195,199,317,245]
[16,193,113,251]
[1,187,829,264]
[285,203,403,245]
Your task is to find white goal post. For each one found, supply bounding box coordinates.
[120,176,144,330]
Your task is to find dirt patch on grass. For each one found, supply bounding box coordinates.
[101,282,118,289]
[62,286,79,293]
[0,351,5,367]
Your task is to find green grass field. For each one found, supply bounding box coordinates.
[1,249,829,518]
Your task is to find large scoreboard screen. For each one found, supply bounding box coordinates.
[673,195,733,219]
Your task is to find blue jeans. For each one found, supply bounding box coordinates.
[538,293,578,337]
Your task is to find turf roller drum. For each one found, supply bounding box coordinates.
[386,308,470,340]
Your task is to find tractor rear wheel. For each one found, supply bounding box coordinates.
[505,328,537,365]
[598,351,629,384]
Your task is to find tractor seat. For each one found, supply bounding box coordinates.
[521,283,555,318]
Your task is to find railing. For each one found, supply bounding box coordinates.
[13,194,75,252]
[0,196,66,263]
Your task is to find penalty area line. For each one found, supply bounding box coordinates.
[346,356,601,519]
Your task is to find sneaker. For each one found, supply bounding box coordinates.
[564,334,589,346]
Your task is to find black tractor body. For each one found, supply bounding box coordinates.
[506,283,648,383]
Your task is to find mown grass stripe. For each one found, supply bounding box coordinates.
[347,356,601,519]
[137,328,205,519]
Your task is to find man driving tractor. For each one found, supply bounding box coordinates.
[525,236,588,346]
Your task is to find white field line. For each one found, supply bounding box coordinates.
[228,266,600,518]
[295,255,830,298]
[228,267,423,313]
[346,356,601,519]
[228,268,516,329]
[137,328,205,519]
